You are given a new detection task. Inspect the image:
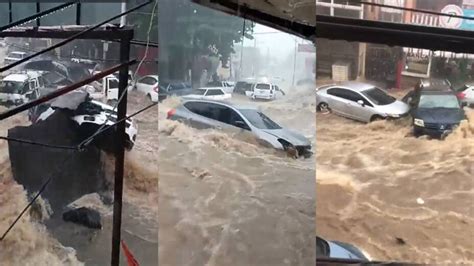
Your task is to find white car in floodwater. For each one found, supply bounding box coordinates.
[247,82,285,100]
[182,87,231,101]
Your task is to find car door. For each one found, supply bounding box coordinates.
[343,90,374,122]
[182,101,227,129]
[137,76,156,93]
[325,88,351,117]
[206,89,225,100]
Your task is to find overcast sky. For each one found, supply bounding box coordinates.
[237,23,311,59]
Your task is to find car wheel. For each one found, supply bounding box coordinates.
[317,102,330,114]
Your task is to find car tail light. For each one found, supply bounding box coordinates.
[457,92,465,99]
[167,109,175,119]
[153,86,158,93]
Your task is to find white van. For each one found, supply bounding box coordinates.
[249,82,284,100]
[0,72,43,106]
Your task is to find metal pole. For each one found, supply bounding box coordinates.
[111,34,132,266]
[0,60,136,121]
[36,1,41,27]
[76,2,81,25]
[8,1,13,23]
[120,1,127,27]
[292,37,297,86]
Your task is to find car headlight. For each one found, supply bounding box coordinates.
[414,118,424,127]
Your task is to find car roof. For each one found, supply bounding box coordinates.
[331,81,376,92]
[10,51,26,55]
[4,72,41,82]
[182,99,257,110]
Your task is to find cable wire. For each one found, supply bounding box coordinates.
[0,136,78,150]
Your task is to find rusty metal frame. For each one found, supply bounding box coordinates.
[0,1,153,265]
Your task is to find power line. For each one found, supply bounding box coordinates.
[0,98,157,242]
[0,136,78,150]
[0,0,152,73]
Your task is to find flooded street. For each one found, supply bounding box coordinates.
[0,92,158,265]
[316,88,474,264]
[158,87,315,266]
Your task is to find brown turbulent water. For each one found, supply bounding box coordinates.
[316,96,474,264]
[0,92,159,265]
[158,88,316,266]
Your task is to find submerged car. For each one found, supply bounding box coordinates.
[316,82,409,123]
[455,83,474,107]
[182,87,231,101]
[167,99,312,158]
[33,95,138,150]
[4,51,28,65]
[316,236,372,261]
[410,90,466,138]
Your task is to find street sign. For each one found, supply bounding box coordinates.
[298,44,315,53]
[461,9,474,31]
[439,5,463,29]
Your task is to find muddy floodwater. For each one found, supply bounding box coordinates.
[158,88,316,266]
[0,92,158,265]
[316,97,474,264]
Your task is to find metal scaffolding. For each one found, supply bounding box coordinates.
[0,1,154,265]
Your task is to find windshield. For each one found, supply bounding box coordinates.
[191,89,206,95]
[239,109,281,129]
[361,87,396,105]
[418,94,460,109]
[9,53,23,59]
[0,81,25,94]
[255,84,271,90]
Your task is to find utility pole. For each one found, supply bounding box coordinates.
[292,37,298,86]
[120,1,127,27]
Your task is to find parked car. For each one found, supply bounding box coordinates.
[248,82,285,100]
[316,81,409,122]
[34,98,138,150]
[206,80,235,93]
[134,75,159,102]
[409,88,466,138]
[4,51,29,65]
[0,71,44,106]
[182,87,231,101]
[167,99,312,158]
[233,81,254,95]
[316,236,371,261]
[455,83,474,107]
[158,80,194,100]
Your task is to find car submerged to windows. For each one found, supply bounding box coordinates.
[167,99,312,158]
[411,91,466,139]
[316,81,409,123]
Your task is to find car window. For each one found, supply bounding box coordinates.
[0,81,23,94]
[140,77,156,85]
[238,109,282,129]
[361,87,396,105]
[418,94,460,109]
[193,89,206,95]
[37,76,45,87]
[256,83,271,90]
[206,89,224,96]
[184,101,217,119]
[29,81,36,90]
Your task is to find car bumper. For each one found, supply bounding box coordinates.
[414,125,455,138]
[254,94,275,99]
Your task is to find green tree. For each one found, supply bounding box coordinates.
[159,0,254,82]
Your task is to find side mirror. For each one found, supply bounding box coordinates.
[357,100,365,106]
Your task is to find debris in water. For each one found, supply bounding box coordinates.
[395,237,406,245]
[63,207,102,229]
[417,197,425,205]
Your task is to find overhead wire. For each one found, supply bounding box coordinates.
[0,1,154,241]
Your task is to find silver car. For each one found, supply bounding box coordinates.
[167,99,312,158]
[316,81,409,123]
